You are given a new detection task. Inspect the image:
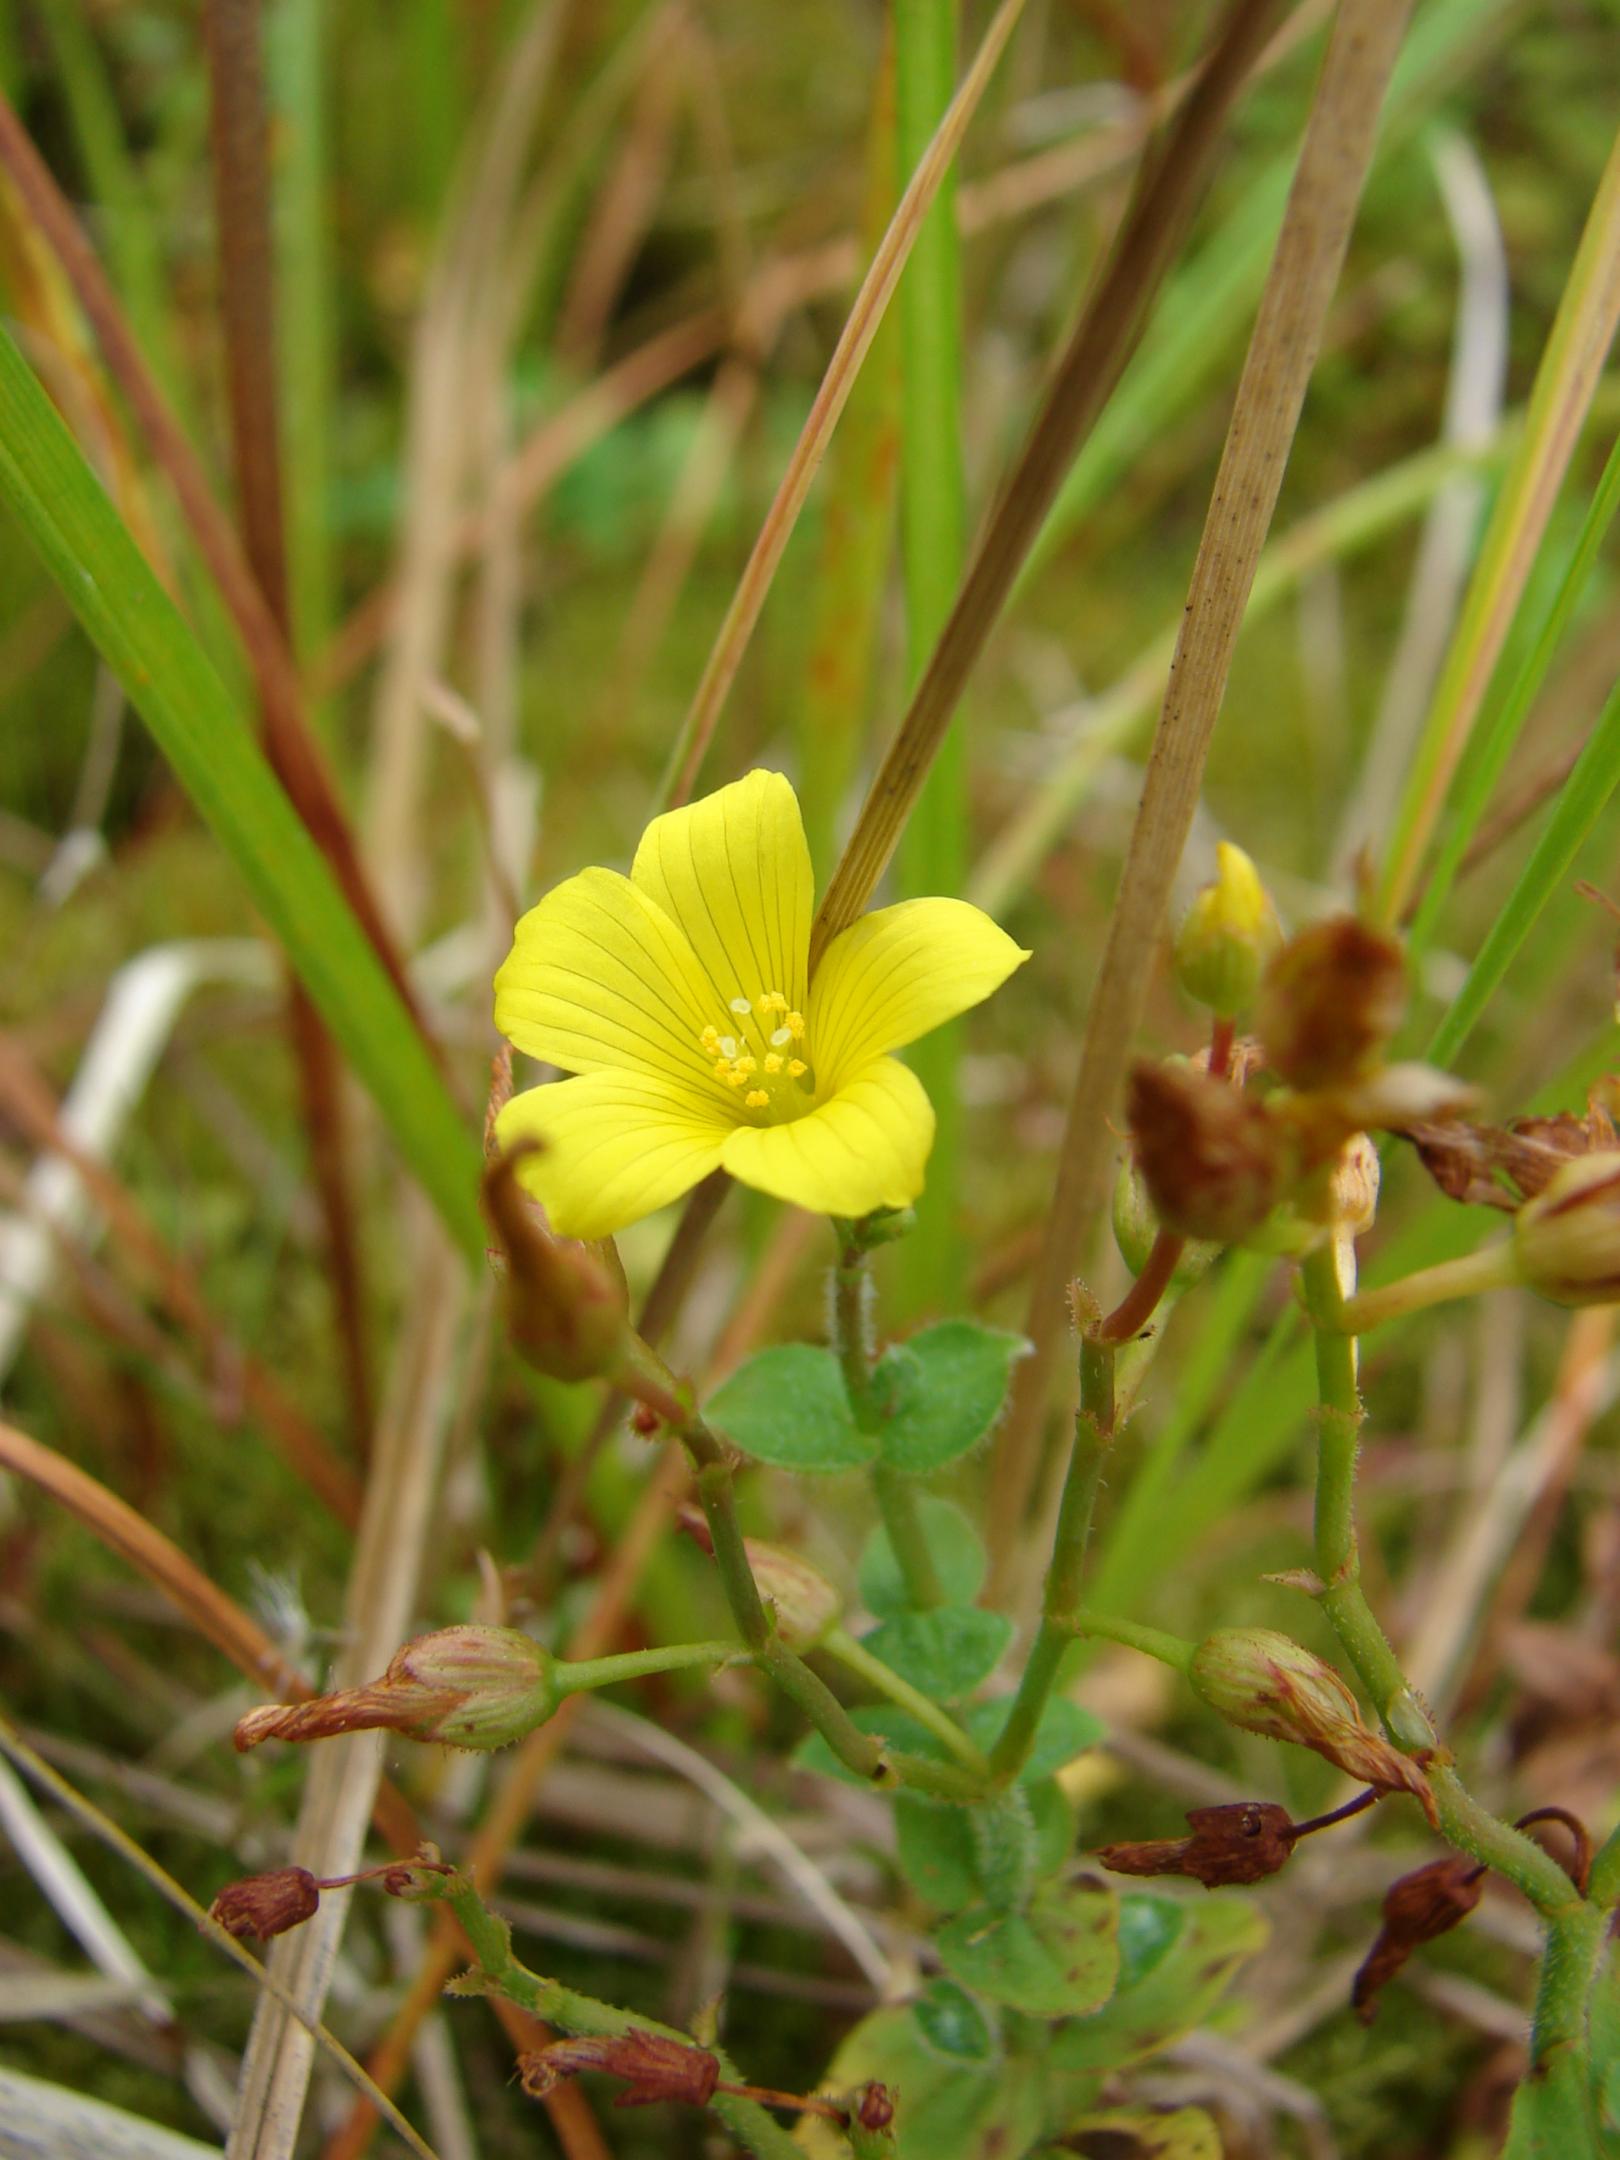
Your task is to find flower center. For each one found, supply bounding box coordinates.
[698,990,814,1121]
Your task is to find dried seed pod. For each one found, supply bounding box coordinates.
[209,1866,321,1940]
[1352,1856,1485,2023]
[1257,916,1406,1090]
[1514,1152,1620,1307]
[519,2029,721,2109]
[1127,1060,1296,1245]
[1099,1800,1296,1888]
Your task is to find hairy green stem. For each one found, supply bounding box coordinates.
[835,1234,945,1608]
[434,1875,809,2160]
[825,1625,990,1772]
[1332,1240,1519,1333]
[988,1332,1115,1780]
[559,1642,738,1695]
[1302,1244,1581,1919]
[1061,1609,1197,1674]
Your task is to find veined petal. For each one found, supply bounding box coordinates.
[631,768,813,1013]
[495,1072,730,1241]
[495,866,729,1100]
[720,1058,934,1219]
[810,898,1030,1088]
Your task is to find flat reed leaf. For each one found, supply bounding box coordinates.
[0,325,484,1260]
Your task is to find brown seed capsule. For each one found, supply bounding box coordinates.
[1127,1060,1296,1245]
[1099,1801,1297,1889]
[854,2082,895,2131]
[1257,916,1406,1090]
[209,1866,321,1940]
[482,1146,628,1382]
[519,2029,721,2109]
[1189,1630,1438,1825]
[1352,1856,1485,2023]
[234,1625,560,1754]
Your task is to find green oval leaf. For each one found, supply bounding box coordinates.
[1060,2106,1223,2158]
[911,1979,1000,2066]
[1050,1895,1267,2074]
[873,1321,1030,1474]
[861,1607,1013,1699]
[859,1498,986,1615]
[796,2006,1044,2160]
[705,1345,873,1471]
[894,1794,982,1912]
[937,1878,1119,2017]
[965,1694,1105,1782]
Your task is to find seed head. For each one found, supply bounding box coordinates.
[1175,842,1283,1018]
[234,1625,560,1754]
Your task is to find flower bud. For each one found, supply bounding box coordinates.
[482,1147,627,1382]
[1127,1061,1296,1245]
[1174,843,1283,1018]
[1513,1152,1620,1306]
[1111,1156,1217,1287]
[678,1506,840,1650]
[1099,1800,1296,1889]
[210,1866,321,1940]
[1257,917,1406,1090]
[234,1625,560,1754]
[1189,1629,1437,1822]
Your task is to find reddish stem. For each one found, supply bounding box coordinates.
[1287,1787,1379,1841]
[1098,1227,1185,1343]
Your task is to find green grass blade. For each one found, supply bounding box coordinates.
[895,0,969,1312]
[0,322,483,1261]
[1409,425,1620,956]
[1425,669,1620,1070]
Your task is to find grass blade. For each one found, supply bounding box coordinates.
[0,323,484,1261]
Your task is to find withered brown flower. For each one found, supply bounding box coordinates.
[1099,1801,1296,1889]
[519,2030,721,2109]
[1352,1855,1485,2023]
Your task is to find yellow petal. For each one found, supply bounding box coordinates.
[495,1072,730,1241]
[631,769,813,1013]
[494,866,730,1102]
[720,1058,934,1219]
[809,898,1030,1088]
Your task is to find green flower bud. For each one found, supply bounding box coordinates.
[234,1625,561,1754]
[1175,843,1283,1018]
[1513,1152,1620,1306]
[1189,1628,1436,1821]
[748,1539,842,1650]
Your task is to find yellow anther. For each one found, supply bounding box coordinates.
[763,1052,783,1074]
[700,1025,720,1049]
[744,1089,769,1109]
[787,1058,807,1078]
[712,1058,733,1080]
[785,1011,805,1039]
[735,1055,757,1076]
[758,991,787,1015]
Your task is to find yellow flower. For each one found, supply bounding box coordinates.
[492,770,1029,1238]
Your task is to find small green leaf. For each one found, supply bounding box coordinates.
[1028,1777,1079,1880]
[796,2006,1043,2160]
[911,1979,1000,2066]
[1059,2106,1223,2158]
[861,1607,1012,1698]
[937,1879,1119,2017]
[894,1794,981,1912]
[859,1497,986,1615]
[873,1322,1029,1473]
[965,1695,1104,1782]
[706,1346,874,1471]
[1050,1896,1267,2074]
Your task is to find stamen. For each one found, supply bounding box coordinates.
[763,1053,783,1074]
[758,991,787,1015]
[785,1011,805,1039]
[729,997,752,1016]
[734,1055,757,1075]
[787,1058,807,1079]
[769,1026,791,1048]
[744,1089,769,1109]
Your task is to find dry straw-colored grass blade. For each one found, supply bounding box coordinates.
[988,0,1422,1583]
